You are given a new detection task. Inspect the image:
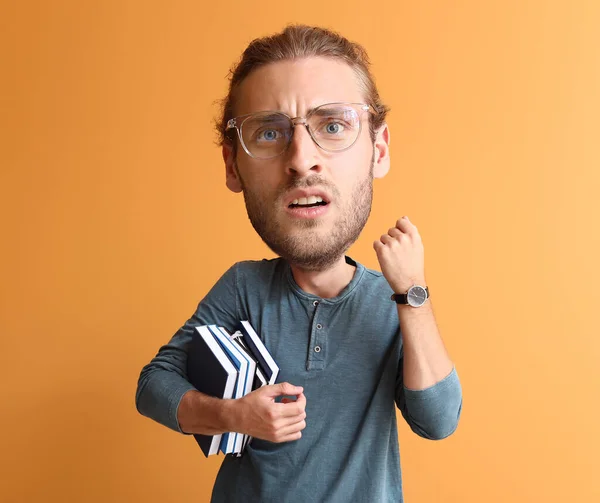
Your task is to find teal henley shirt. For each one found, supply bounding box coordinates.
[136,256,463,502]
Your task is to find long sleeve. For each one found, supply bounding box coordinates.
[135,263,240,433]
[395,353,463,440]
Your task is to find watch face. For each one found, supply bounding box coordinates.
[407,286,427,307]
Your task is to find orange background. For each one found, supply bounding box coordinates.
[1,1,599,502]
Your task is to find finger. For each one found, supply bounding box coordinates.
[277,417,307,438]
[396,216,417,235]
[387,227,403,238]
[294,393,306,413]
[379,234,395,245]
[275,406,303,419]
[373,240,387,252]
[274,430,303,443]
[278,398,306,418]
[295,392,306,406]
[276,409,307,428]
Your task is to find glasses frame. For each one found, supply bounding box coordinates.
[226,102,374,159]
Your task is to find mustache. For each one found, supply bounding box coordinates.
[277,176,339,200]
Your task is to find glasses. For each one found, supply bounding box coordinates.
[226,102,373,159]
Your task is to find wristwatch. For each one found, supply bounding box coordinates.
[391,285,430,307]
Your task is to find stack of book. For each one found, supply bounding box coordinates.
[186,321,279,457]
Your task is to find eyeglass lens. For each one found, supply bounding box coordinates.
[240,105,363,159]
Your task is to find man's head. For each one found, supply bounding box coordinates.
[217,25,391,271]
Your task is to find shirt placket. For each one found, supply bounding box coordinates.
[307,299,326,370]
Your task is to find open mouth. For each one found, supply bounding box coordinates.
[288,196,329,209]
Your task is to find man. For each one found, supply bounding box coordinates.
[136,25,462,502]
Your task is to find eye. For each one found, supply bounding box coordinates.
[325,122,344,134]
[323,121,345,135]
[256,129,282,142]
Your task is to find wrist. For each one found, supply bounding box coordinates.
[177,390,238,435]
[392,279,427,294]
[220,397,240,433]
[177,390,199,433]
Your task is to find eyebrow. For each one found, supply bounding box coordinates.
[309,106,350,117]
[242,104,357,121]
[250,112,289,122]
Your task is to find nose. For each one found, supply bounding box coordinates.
[284,123,323,177]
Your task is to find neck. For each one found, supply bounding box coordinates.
[288,255,356,299]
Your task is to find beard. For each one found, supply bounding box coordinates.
[235,153,375,272]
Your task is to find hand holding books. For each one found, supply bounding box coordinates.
[234,382,306,444]
[186,321,305,457]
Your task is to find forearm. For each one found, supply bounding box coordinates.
[395,300,462,439]
[177,390,236,435]
[398,300,454,390]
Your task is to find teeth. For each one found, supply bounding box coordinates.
[291,195,324,206]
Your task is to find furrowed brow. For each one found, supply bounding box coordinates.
[310,106,350,117]
[251,113,289,123]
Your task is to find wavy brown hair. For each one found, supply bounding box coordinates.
[215,24,390,150]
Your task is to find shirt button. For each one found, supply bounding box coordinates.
[313,300,319,307]
[316,324,323,329]
[314,346,321,353]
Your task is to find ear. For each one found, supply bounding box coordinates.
[372,123,390,179]
[223,143,243,193]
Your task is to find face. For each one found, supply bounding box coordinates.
[223,57,390,271]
